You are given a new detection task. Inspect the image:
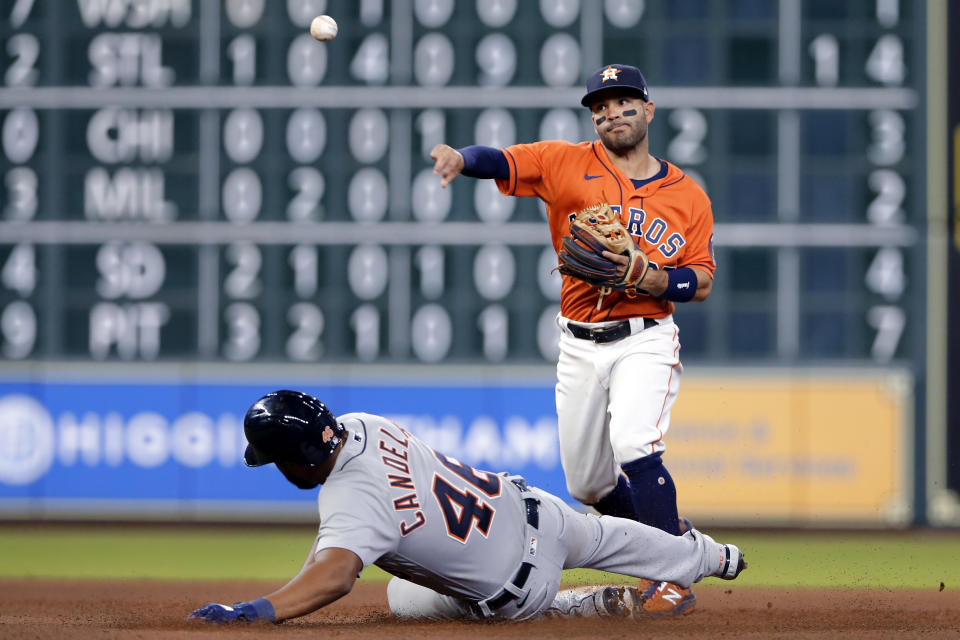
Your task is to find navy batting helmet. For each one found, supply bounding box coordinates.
[242,390,344,467]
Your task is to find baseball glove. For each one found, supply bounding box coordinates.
[557,203,650,309]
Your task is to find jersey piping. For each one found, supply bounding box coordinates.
[651,325,681,451]
[590,144,624,207]
[660,174,687,189]
[335,418,367,472]
[502,148,519,195]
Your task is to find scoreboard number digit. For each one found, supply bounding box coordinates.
[4,33,39,87]
[808,34,839,86]
[223,243,262,299]
[4,167,38,221]
[8,0,35,29]
[865,34,905,86]
[2,108,39,164]
[226,34,256,85]
[223,302,260,361]
[350,304,380,361]
[1,300,36,359]
[1,244,35,297]
[286,302,324,361]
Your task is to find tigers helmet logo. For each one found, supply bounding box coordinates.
[321,426,335,443]
[600,66,621,82]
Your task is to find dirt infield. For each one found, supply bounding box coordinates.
[1,578,958,639]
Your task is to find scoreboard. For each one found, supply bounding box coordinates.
[0,0,925,366]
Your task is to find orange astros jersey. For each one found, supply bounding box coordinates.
[495,139,715,323]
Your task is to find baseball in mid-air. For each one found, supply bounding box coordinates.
[310,15,338,42]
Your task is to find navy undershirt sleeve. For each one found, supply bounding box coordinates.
[458,145,509,180]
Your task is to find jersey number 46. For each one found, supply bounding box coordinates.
[431,452,501,544]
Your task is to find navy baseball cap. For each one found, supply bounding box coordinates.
[580,64,650,107]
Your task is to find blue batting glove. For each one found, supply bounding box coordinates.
[188,598,275,624]
[188,603,240,624]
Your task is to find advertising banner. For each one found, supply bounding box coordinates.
[669,373,912,524]
[0,370,911,524]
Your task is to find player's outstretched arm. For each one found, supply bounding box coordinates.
[188,546,363,624]
[263,547,364,621]
[430,144,464,188]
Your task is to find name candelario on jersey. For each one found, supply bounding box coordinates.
[377,422,504,543]
[567,204,687,263]
[377,423,427,536]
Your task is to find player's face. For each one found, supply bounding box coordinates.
[273,439,343,489]
[276,460,327,489]
[590,93,651,153]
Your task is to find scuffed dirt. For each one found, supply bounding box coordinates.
[1,578,958,639]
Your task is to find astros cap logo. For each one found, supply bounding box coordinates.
[600,66,621,82]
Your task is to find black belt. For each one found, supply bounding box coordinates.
[514,477,539,530]
[469,482,539,616]
[566,317,657,343]
[481,561,534,612]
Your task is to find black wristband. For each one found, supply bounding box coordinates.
[657,267,697,302]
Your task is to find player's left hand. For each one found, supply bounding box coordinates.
[601,250,629,278]
[557,204,650,300]
[188,603,241,624]
[188,598,276,624]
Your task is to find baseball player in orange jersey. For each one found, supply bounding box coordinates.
[431,64,716,616]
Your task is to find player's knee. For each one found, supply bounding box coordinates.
[609,432,666,463]
[387,576,469,620]
[387,577,422,618]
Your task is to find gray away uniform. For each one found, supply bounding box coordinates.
[314,413,732,620]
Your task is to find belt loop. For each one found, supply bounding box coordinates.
[505,474,534,498]
[630,317,659,332]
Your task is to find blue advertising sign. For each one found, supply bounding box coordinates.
[0,377,566,519]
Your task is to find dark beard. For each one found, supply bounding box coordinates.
[600,122,647,153]
[279,465,321,490]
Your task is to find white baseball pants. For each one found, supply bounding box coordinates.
[555,314,682,504]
